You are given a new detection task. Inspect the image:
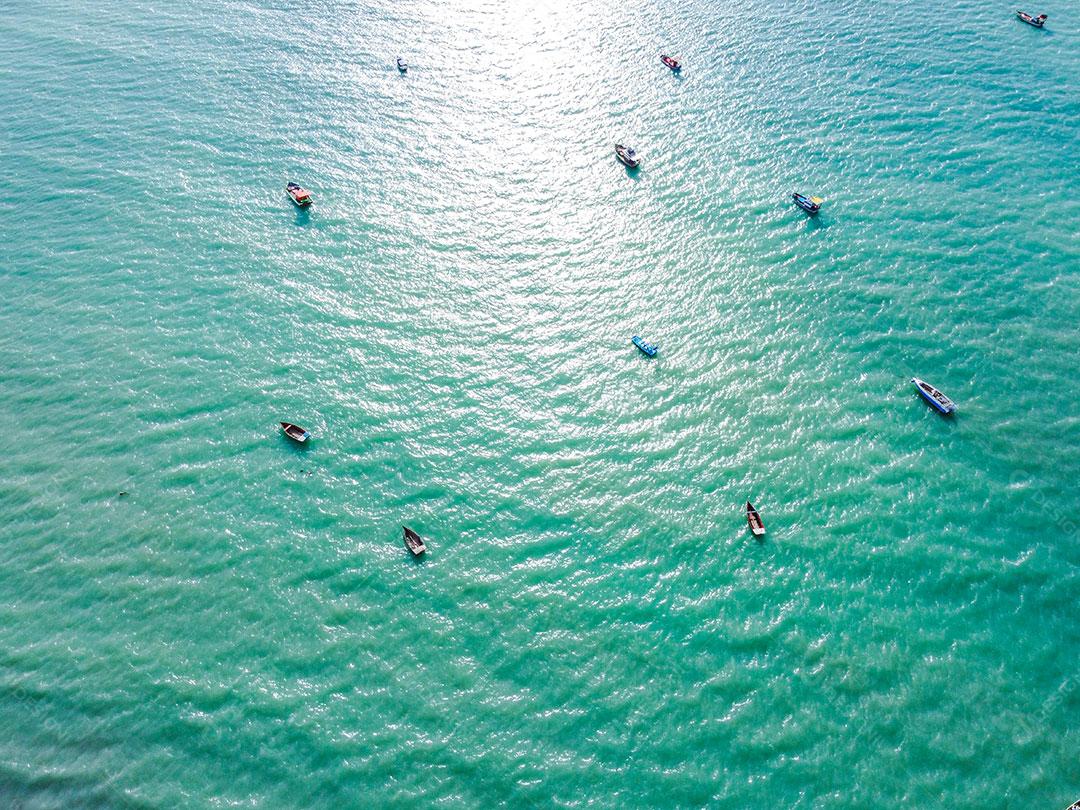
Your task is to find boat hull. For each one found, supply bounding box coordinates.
[911,378,956,415]
[631,336,657,357]
[746,502,765,537]
[280,422,311,442]
[615,145,639,168]
[792,193,820,214]
[403,526,427,556]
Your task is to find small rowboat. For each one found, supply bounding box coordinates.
[911,377,956,415]
[1016,10,1047,27]
[397,56,408,72]
[615,144,640,168]
[280,421,311,442]
[660,54,681,71]
[403,526,427,556]
[793,192,823,214]
[631,335,658,357]
[746,502,765,537]
[286,182,313,206]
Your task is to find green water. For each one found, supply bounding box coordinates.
[1,0,1079,806]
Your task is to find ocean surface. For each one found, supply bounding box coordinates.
[2,0,1079,806]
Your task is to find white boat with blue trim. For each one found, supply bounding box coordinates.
[911,378,955,415]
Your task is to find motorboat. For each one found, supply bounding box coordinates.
[792,192,822,214]
[615,144,640,168]
[631,335,658,357]
[660,54,682,71]
[280,421,311,442]
[1016,11,1047,26]
[403,526,427,556]
[911,377,956,415]
[286,182,313,206]
[397,56,408,72]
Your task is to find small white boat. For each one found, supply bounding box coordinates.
[911,378,956,415]
[280,421,311,442]
[397,56,408,72]
[403,526,426,556]
[615,144,640,168]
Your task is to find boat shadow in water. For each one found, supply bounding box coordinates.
[280,434,313,453]
[624,165,642,181]
[293,207,312,227]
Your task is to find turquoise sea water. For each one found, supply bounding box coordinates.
[2,0,1079,806]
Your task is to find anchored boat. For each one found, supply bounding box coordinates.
[280,421,311,442]
[746,502,765,537]
[1016,10,1047,27]
[286,182,313,207]
[792,192,823,214]
[397,56,408,72]
[911,377,956,415]
[631,335,658,357]
[615,144,640,168]
[403,526,427,556]
[660,54,682,71]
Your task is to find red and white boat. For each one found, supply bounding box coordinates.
[660,54,681,71]
[286,182,313,206]
[1016,10,1047,27]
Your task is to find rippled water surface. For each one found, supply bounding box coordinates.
[2,0,1079,806]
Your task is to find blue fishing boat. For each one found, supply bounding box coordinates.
[632,336,658,357]
[792,192,822,214]
[911,378,956,415]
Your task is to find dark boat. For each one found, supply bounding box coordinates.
[1063,801,1080,810]
[660,54,682,71]
[792,192,822,214]
[911,377,956,415]
[631,335,658,357]
[1016,10,1047,27]
[397,56,408,72]
[280,421,311,442]
[403,526,427,556]
[615,144,640,168]
[746,502,765,537]
[286,182,313,207]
